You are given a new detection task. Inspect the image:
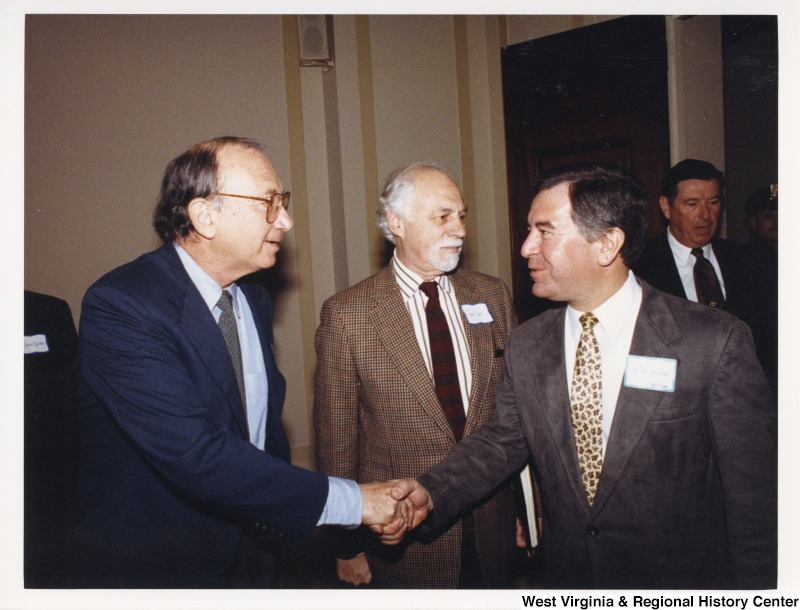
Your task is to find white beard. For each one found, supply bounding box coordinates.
[429,238,463,273]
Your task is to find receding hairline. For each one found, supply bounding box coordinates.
[214,141,279,189]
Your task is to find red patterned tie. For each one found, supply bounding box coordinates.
[419,281,466,441]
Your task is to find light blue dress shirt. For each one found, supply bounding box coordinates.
[174,244,361,526]
[175,244,268,448]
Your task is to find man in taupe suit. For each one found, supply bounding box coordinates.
[314,162,520,588]
[388,162,777,589]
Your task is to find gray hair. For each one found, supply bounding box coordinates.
[377,161,448,244]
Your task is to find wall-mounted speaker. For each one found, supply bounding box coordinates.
[298,15,334,69]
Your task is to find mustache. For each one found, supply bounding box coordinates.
[438,238,464,248]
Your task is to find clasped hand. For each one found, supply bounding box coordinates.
[359,479,432,545]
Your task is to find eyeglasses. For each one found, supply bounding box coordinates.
[215,191,291,223]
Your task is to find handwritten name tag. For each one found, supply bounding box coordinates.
[624,355,677,392]
[461,303,494,324]
[24,334,50,354]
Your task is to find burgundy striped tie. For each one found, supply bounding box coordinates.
[419,281,466,441]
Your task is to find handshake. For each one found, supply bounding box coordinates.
[359,479,432,545]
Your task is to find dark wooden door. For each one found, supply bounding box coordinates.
[502,15,671,321]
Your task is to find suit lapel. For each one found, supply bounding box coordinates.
[241,284,292,459]
[711,238,736,294]
[160,247,250,439]
[451,273,493,434]
[658,234,688,299]
[591,283,681,514]
[368,267,455,440]
[529,309,595,513]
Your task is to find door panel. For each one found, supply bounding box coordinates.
[502,16,670,321]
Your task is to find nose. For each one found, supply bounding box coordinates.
[698,202,710,220]
[273,205,294,231]
[520,230,539,258]
[449,214,467,238]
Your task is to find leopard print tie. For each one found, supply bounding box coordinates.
[570,312,603,504]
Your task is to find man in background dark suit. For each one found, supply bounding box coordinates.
[742,183,778,393]
[24,290,79,587]
[386,162,776,588]
[71,137,408,588]
[634,159,751,321]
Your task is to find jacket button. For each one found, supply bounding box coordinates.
[587,527,599,536]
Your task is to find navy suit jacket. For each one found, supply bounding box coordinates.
[72,244,328,586]
[420,280,776,589]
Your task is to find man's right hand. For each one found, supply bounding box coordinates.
[336,554,372,586]
[370,478,433,545]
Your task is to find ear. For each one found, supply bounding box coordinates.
[186,197,217,240]
[597,227,625,267]
[658,195,671,221]
[387,208,406,241]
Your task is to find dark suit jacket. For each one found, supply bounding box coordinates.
[314,265,518,588]
[742,237,778,393]
[419,280,777,589]
[634,233,753,323]
[72,244,328,587]
[24,291,79,587]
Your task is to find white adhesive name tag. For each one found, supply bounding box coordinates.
[24,334,50,354]
[461,303,494,324]
[624,355,677,392]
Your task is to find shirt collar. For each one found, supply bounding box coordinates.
[566,270,641,338]
[392,251,453,301]
[667,227,712,265]
[174,243,242,317]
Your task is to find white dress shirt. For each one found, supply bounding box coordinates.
[564,271,643,455]
[393,253,472,412]
[667,229,727,302]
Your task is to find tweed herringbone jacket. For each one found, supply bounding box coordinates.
[314,265,518,588]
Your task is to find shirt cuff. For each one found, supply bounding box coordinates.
[317,476,362,528]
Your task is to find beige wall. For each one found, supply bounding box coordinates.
[24,14,724,469]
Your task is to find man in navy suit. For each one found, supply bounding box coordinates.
[71,137,407,587]
[386,163,776,588]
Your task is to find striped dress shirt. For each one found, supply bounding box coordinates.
[393,254,473,412]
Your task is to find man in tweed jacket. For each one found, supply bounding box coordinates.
[314,162,519,588]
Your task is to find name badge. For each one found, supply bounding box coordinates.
[624,355,677,392]
[461,303,494,324]
[24,334,50,354]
